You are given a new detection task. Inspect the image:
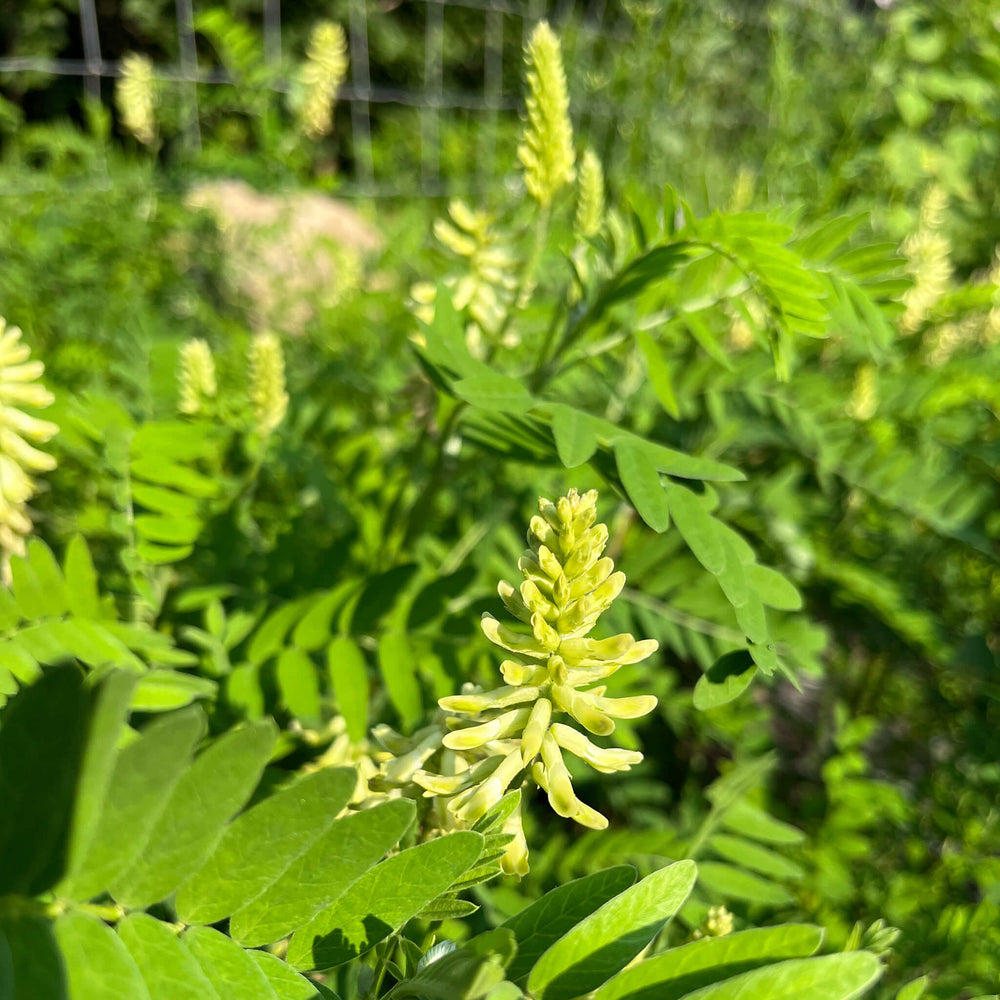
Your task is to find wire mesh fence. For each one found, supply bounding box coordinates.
[0,0,847,199]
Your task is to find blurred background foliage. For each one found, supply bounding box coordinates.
[0,1,998,998]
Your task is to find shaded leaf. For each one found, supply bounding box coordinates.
[287,832,484,971]
[110,720,277,908]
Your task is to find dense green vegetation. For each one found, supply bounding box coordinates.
[0,3,997,999]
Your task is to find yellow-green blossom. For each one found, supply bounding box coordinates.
[846,362,878,421]
[177,338,217,415]
[298,21,349,140]
[248,331,289,435]
[575,149,604,239]
[422,489,658,846]
[900,186,951,336]
[518,21,575,207]
[410,200,520,357]
[692,905,734,940]
[0,319,58,583]
[116,53,157,146]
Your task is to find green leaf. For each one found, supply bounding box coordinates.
[674,952,881,1000]
[110,720,277,909]
[248,598,314,666]
[134,514,203,545]
[54,911,151,1000]
[551,405,598,468]
[130,457,218,498]
[720,801,805,846]
[593,924,825,1000]
[230,798,416,948]
[454,374,535,413]
[276,648,322,728]
[183,926,278,1000]
[327,637,369,741]
[176,767,357,926]
[0,916,68,1000]
[615,440,670,532]
[131,481,201,518]
[293,583,357,651]
[501,866,638,983]
[67,707,206,901]
[693,651,757,711]
[25,540,70,617]
[417,897,481,921]
[287,831,484,971]
[695,862,796,907]
[378,632,423,730]
[527,861,697,1000]
[117,913,220,1000]
[707,835,806,881]
[62,672,137,888]
[591,242,695,320]
[895,976,929,1000]
[7,553,50,621]
[0,667,89,896]
[666,485,726,575]
[746,565,802,611]
[131,670,217,712]
[609,431,744,483]
[252,950,333,999]
[636,332,680,419]
[392,930,515,1000]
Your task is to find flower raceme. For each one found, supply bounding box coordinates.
[518,21,575,207]
[0,319,57,582]
[416,489,658,863]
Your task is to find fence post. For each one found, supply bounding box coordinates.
[78,0,103,102]
[175,0,202,152]
[348,0,375,191]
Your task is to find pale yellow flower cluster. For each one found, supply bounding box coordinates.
[692,905,735,940]
[412,489,658,872]
[518,21,575,207]
[116,54,157,146]
[248,331,289,435]
[298,21,349,140]
[410,200,519,356]
[575,149,605,239]
[177,338,217,416]
[0,320,57,582]
[900,186,952,336]
[846,362,879,421]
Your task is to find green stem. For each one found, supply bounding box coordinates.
[497,204,551,365]
[401,401,467,549]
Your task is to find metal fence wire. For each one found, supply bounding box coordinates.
[0,0,841,198]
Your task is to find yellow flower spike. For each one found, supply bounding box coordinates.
[298,21,349,140]
[518,21,575,207]
[178,338,217,416]
[248,331,289,435]
[0,319,57,582]
[575,148,605,239]
[116,53,157,146]
[422,489,657,848]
